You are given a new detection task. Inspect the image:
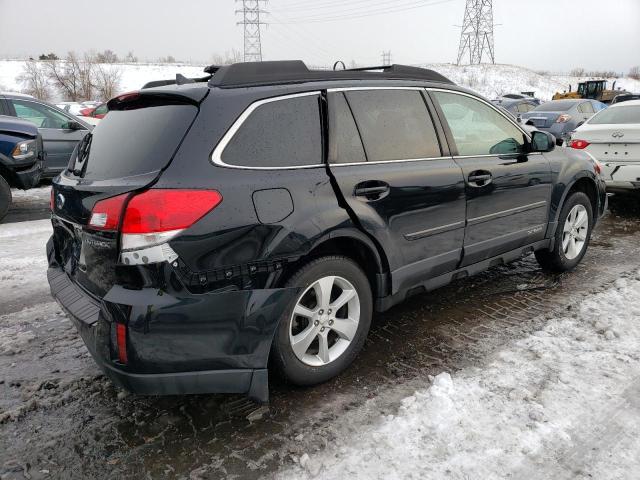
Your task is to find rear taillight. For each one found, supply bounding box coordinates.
[569,139,590,150]
[50,188,54,211]
[556,114,572,123]
[89,193,129,231]
[121,190,222,234]
[89,189,222,265]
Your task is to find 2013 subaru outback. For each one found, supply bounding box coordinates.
[47,61,606,402]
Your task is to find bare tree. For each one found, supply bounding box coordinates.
[95,49,119,64]
[43,52,97,101]
[211,49,243,65]
[18,60,52,100]
[629,66,640,80]
[124,51,138,63]
[570,67,586,77]
[93,64,122,101]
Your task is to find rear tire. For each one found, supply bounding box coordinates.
[271,256,372,386]
[0,176,12,222]
[535,191,593,272]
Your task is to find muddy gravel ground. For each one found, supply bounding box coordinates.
[1,193,640,480]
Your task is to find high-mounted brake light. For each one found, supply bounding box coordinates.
[556,114,572,123]
[569,139,590,150]
[114,91,140,103]
[89,193,129,231]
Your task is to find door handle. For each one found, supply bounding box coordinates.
[468,172,492,187]
[354,182,389,199]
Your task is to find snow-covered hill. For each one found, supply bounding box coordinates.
[1,59,639,102]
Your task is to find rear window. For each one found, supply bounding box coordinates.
[221,94,322,168]
[588,105,640,124]
[533,101,577,112]
[79,104,197,179]
[345,90,441,161]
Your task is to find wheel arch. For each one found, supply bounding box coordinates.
[563,175,599,221]
[280,229,391,299]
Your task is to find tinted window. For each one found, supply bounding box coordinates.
[345,90,441,161]
[222,95,322,167]
[12,99,74,129]
[94,104,108,115]
[328,92,366,164]
[588,105,640,124]
[80,104,197,179]
[433,91,525,156]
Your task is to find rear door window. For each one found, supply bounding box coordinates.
[221,94,322,168]
[344,90,441,161]
[328,92,366,164]
[433,91,526,156]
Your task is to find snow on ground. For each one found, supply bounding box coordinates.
[0,218,52,315]
[277,273,640,480]
[1,59,639,102]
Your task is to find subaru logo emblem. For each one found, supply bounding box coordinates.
[55,193,65,210]
[612,131,625,138]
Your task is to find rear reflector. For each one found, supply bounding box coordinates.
[569,139,590,150]
[116,323,128,364]
[89,193,129,231]
[122,189,222,234]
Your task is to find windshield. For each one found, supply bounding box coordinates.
[72,104,197,179]
[532,101,577,112]
[588,105,640,125]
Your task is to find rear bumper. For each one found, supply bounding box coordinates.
[47,238,299,402]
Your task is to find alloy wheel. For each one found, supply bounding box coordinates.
[289,275,360,367]
[562,204,589,260]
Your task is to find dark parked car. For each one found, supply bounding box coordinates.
[0,115,45,220]
[520,99,607,145]
[47,61,606,402]
[611,93,640,104]
[0,93,92,179]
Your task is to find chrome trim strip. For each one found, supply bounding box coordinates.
[331,156,448,167]
[468,201,547,225]
[453,152,543,159]
[210,91,324,170]
[404,220,465,241]
[426,87,533,141]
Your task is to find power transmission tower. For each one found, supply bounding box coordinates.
[236,0,268,62]
[381,50,392,65]
[456,0,495,65]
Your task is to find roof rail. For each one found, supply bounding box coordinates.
[208,60,453,88]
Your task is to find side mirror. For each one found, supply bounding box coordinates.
[65,121,85,131]
[530,130,555,153]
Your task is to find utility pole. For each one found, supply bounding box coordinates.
[456,0,495,65]
[381,51,392,66]
[236,0,268,62]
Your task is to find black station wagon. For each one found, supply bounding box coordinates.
[47,61,606,402]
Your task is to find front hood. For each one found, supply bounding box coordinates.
[575,123,640,143]
[0,115,38,138]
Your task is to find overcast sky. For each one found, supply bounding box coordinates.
[0,0,638,72]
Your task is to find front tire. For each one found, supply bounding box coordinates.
[0,176,12,222]
[535,191,593,272]
[271,256,372,386]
